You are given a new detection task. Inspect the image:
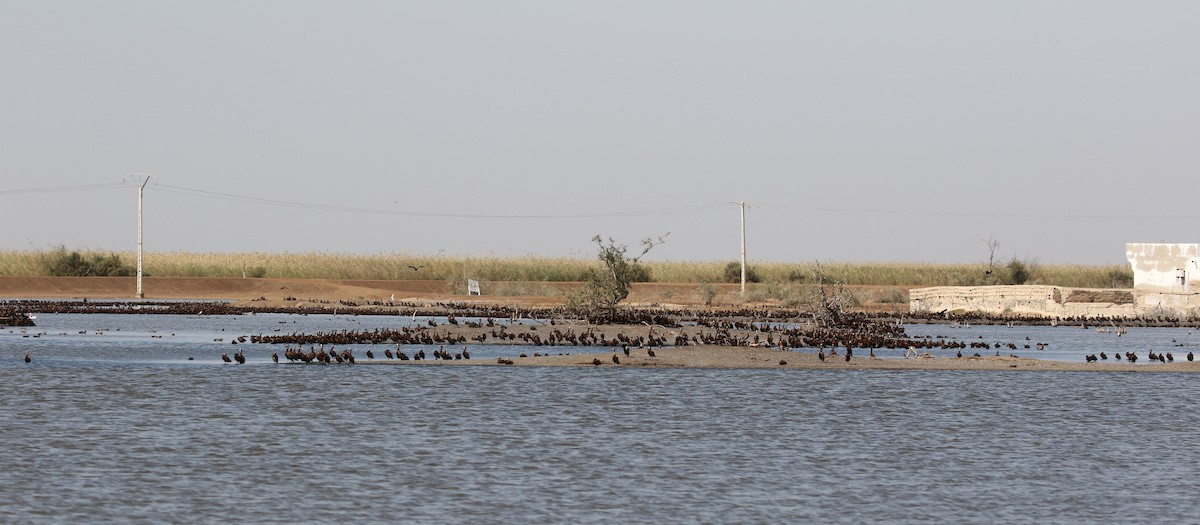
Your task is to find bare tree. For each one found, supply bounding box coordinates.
[983,235,1000,276]
[805,262,853,326]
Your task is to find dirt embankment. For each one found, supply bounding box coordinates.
[0,276,909,311]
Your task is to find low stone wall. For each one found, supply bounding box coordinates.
[907,285,1184,319]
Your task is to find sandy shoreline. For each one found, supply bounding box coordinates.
[355,345,1200,372]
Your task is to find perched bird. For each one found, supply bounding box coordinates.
[612,354,620,364]
[272,352,279,364]
[647,348,656,358]
[1189,352,1195,362]
[592,358,602,366]
[778,359,788,366]
[818,349,826,362]
[221,353,232,364]
[384,349,394,359]
[461,348,470,360]
[366,349,375,359]
[623,345,630,357]
[24,352,31,364]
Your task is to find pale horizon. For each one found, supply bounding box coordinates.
[4,2,1196,266]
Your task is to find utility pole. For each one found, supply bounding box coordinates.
[731,201,754,295]
[131,173,152,298]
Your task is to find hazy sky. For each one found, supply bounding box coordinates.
[3,1,1197,264]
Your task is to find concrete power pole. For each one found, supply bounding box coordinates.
[732,201,754,295]
[132,174,152,298]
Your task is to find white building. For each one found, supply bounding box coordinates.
[1125,243,1200,293]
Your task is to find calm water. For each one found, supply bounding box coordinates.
[3,314,1200,524]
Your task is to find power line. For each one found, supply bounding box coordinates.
[762,202,1200,220]
[0,183,126,195]
[155,183,730,219]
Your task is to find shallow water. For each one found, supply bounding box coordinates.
[3,314,1199,523]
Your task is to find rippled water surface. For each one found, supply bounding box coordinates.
[3,314,1200,524]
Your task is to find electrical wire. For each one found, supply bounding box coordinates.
[763,202,1200,220]
[0,182,127,195]
[155,183,732,219]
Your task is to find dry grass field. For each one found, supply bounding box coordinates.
[0,249,1133,310]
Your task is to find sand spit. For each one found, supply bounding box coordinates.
[355,345,1200,372]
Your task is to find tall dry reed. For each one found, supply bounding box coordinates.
[0,250,1133,289]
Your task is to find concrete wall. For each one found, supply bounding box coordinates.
[910,285,1137,318]
[907,285,1196,318]
[1126,243,1200,292]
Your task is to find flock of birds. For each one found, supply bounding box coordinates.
[1085,350,1193,363]
[276,344,472,364]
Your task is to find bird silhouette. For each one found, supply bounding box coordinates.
[407,264,423,271]
[221,352,232,364]
[24,352,31,363]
